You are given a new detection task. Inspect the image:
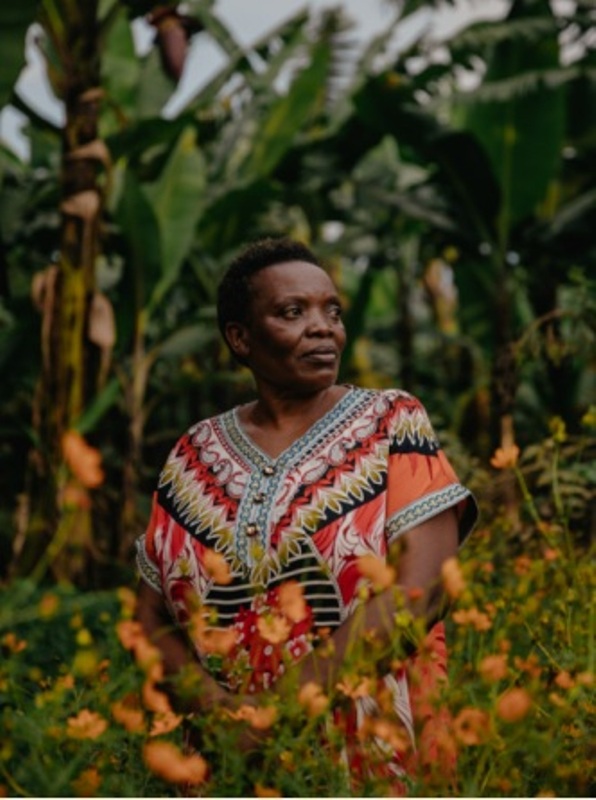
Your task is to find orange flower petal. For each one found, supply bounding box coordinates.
[143,741,208,786]
[277,581,308,623]
[496,687,532,722]
[490,444,520,470]
[441,557,466,599]
[356,554,395,592]
[298,681,329,717]
[203,548,233,585]
[66,709,108,740]
[257,614,291,645]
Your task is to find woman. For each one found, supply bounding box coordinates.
[135,237,477,793]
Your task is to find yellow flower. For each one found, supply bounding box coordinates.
[441,557,466,599]
[356,553,395,591]
[298,681,329,717]
[39,593,60,619]
[66,709,108,740]
[453,708,491,745]
[278,580,308,623]
[496,687,532,722]
[255,785,282,797]
[336,674,375,699]
[490,444,520,470]
[143,741,208,786]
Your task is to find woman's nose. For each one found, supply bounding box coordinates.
[306,309,333,335]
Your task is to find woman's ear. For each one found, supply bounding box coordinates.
[225,322,250,361]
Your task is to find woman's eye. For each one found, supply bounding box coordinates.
[328,304,342,320]
[283,306,302,318]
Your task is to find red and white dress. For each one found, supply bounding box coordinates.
[136,387,477,788]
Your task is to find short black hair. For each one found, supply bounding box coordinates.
[216,237,322,354]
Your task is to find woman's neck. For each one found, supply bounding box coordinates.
[237,384,348,458]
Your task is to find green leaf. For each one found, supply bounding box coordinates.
[461,0,565,242]
[155,323,218,359]
[238,37,333,180]
[143,126,207,310]
[114,168,162,343]
[74,378,121,434]
[0,0,40,107]
[100,7,141,126]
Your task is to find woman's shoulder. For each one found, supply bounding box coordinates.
[352,385,426,413]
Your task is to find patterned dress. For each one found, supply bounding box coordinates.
[136,387,477,787]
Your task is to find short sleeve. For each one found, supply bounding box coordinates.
[135,492,166,594]
[384,392,477,546]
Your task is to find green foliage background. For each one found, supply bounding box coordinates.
[0,0,594,795]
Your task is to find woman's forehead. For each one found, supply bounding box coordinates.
[249,260,337,296]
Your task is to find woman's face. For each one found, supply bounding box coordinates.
[226,261,346,395]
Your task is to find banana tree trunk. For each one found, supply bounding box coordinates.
[11,1,104,581]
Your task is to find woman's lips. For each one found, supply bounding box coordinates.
[302,348,338,363]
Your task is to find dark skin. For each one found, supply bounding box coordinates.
[136,260,459,749]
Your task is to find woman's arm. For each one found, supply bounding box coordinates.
[135,581,234,714]
[288,506,459,692]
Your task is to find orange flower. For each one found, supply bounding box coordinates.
[452,608,492,632]
[356,554,395,591]
[479,654,508,682]
[1,633,27,653]
[255,785,282,797]
[453,708,490,745]
[336,674,375,699]
[115,619,144,650]
[227,703,278,730]
[298,681,329,717]
[278,581,308,623]
[203,548,233,585]
[490,444,520,470]
[111,697,146,733]
[71,767,102,797]
[142,678,172,715]
[150,710,183,737]
[39,593,60,619]
[143,741,208,786]
[362,717,410,753]
[554,671,575,690]
[257,614,291,645]
[441,557,466,599]
[514,555,532,576]
[496,687,532,722]
[66,709,108,740]
[189,612,238,656]
[62,430,105,488]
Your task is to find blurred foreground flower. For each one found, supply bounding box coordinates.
[203,548,233,585]
[190,611,238,655]
[62,430,105,488]
[143,740,208,786]
[71,767,101,797]
[453,708,491,745]
[479,654,508,682]
[111,696,145,733]
[298,681,329,717]
[255,784,282,797]
[357,554,395,591]
[257,613,292,645]
[441,557,466,599]
[452,607,492,631]
[336,674,375,699]
[278,580,308,623]
[227,703,278,730]
[66,709,108,739]
[496,687,532,722]
[490,444,520,470]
